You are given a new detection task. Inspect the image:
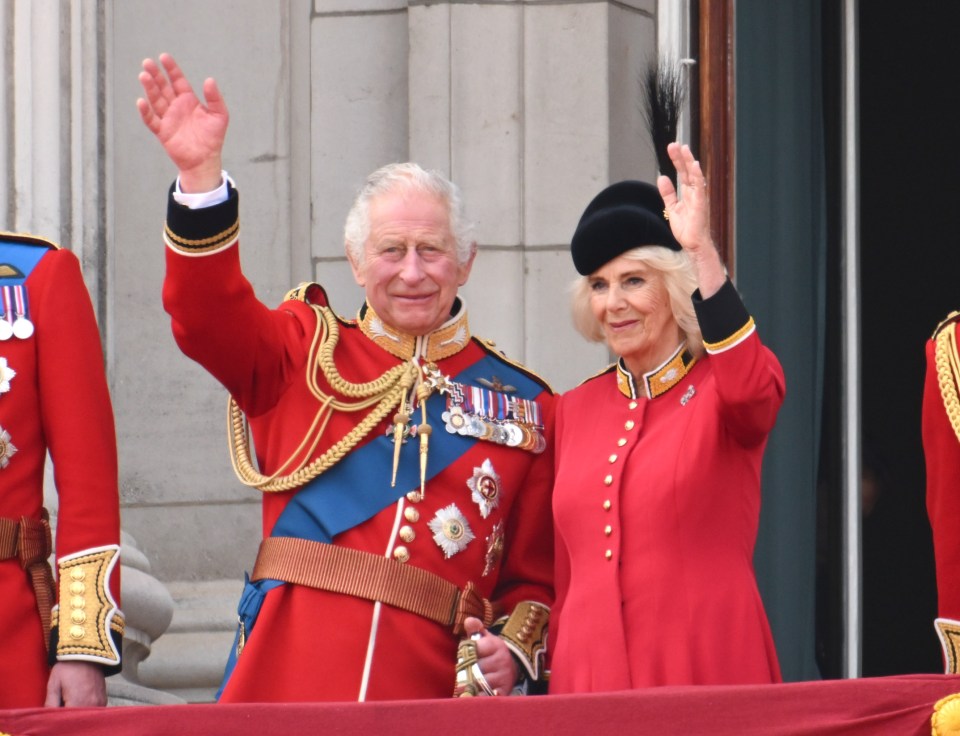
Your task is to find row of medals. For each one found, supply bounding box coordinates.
[442,400,546,454]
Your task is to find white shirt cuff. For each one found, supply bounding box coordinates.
[172,171,232,209]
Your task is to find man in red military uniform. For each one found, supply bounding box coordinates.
[923,310,960,673]
[0,231,123,708]
[137,53,553,702]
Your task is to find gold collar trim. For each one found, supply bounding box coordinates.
[616,343,697,400]
[358,301,471,362]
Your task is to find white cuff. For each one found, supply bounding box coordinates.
[173,170,232,209]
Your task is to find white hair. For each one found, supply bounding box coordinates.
[343,162,475,265]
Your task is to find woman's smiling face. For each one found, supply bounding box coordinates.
[588,253,682,376]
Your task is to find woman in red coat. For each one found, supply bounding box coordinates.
[549,143,785,692]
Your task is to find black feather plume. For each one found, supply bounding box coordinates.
[642,59,686,187]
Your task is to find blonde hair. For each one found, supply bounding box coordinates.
[570,246,704,356]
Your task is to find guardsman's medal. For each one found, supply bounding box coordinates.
[11,286,34,339]
[0,288,12,341]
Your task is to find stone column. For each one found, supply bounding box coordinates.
[2,1,179,705]
[406,1,663,388]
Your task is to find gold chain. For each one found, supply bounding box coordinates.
[934,320,960,445]
[228,305,418,492]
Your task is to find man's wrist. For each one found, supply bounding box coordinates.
[173,171,232,209]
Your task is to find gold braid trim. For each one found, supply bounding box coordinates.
[229,305,418,492]
[934,320,960,445]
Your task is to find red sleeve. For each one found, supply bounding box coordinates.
[923,336,960,619]
[694,279,785,447]
[548,393,571,670]
[162,242,312,418]
[491,390,556,614]
[708,333,786,448]
[33,249,120,604]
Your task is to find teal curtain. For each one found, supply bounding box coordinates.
[735,1,826,681]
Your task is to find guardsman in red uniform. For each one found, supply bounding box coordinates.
[923,310,960,673]
[137,53,553,702]
[0,232,122,708]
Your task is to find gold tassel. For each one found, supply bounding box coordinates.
[417,383,433,497]
[390,368,416,487]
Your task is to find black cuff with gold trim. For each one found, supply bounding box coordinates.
[164,181,240,254]
[692,278,752,346]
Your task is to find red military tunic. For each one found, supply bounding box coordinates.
[0,233,122,708]
[550,280,784,692]
[162,186,554,702]
[923,311,960,672]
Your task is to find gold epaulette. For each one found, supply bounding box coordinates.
[933,314,960,444]
[498,601,549,680]
[0,230,61,250]
[474,337,555,395]
[283,281,329,306]
[932,310,960,339]
[55,545,122,666]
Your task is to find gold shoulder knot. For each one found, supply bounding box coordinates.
[283,281,329,306]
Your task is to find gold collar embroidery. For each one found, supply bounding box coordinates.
[616,343,697,400]
[358,300,471,362]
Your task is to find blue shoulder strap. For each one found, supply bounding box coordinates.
[0,239,50,285]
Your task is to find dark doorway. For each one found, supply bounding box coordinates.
[855,0,955,677]
[816,0,955,679]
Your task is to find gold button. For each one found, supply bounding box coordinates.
[604,525,613,536]
[70,569,85,581]
[71,610,87,624]
[69,581,85,595]
[404,507,420,523]
[604,474,613,486]
[605,550,613,560]
[399,525,416,543]
[603,500,612,511]
[69,625,86,640]
[625,420,635,430]
[406,490,422,503]
[70,596,85,609]
[629,401,638,410]
[608,454,618,463]
[393,546,410,563]
[617,438,627,447]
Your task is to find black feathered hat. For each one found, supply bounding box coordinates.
[569,180,680,276]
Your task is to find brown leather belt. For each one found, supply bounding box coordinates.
[0,513,55,651]
[252,536,500,634]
